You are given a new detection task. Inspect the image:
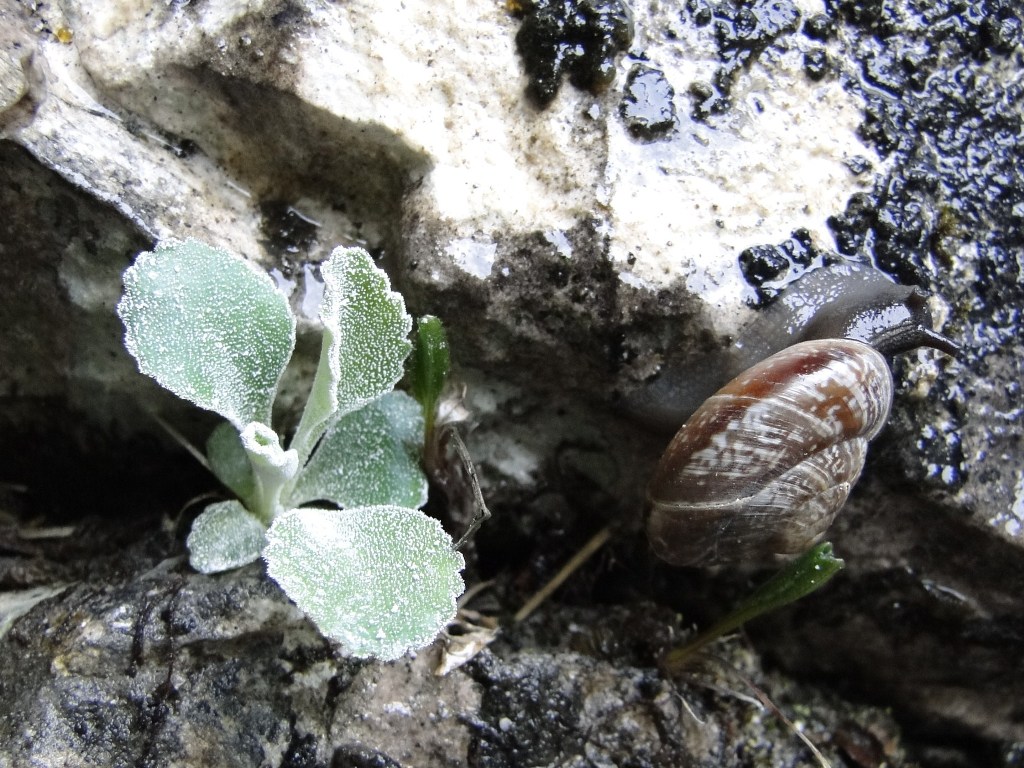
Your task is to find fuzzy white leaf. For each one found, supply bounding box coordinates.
[290,248,412,462]
[264,506,465,660]
[187,500,266,574]
[289,391,428,510]
[241,422,299,524]
[117,239,296,429]
[241,422,299,477]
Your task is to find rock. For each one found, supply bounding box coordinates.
[0,0,1021,763]
[748,0,1024,748]
[0,518,911,768]
[0,49,27,120]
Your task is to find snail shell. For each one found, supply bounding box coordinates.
[646,338,893,567]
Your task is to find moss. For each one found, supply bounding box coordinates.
[687,0,803,119]
[513,0,634,108]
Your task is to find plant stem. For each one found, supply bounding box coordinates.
[241,422,299,526]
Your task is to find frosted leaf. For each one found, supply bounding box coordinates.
[241,422,298,477]
[264,506,465,660]
[117,239,296,429]
[241,422,299,524]
[290,247,412,462]
[289,391,428,510]
[187,500,267,574]
[206,421,256,506]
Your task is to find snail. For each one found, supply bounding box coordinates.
[626,263,958,433]
[643,263,958,567]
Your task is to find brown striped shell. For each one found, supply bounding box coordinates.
[646,339,893,567]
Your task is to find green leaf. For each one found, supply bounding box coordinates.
[408,315,450,437]
[290,247,412,463]
[117,239,296,430]
[187,500,267,574]
[288,391,428,510]
[264,506,465,660]
[663,542,846,672]
[241,422,299,525]
[206,421,256,506]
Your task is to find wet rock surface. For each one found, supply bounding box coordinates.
[1,0,1022,764]
[744,1,1024,753]
[0,519,915,768]
[619,64,678,139]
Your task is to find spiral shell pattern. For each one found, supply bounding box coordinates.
[646,339,893,567]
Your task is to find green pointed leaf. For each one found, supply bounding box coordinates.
[206,421,256,506]
[408,315,450,438]
[187,500,267,574]
[264,506,465,660]
[290,247,412,463]
[117,239,296,429]
[289,391,427,510]
[663,542,846,672]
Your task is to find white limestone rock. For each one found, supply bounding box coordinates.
[1,0,882,476]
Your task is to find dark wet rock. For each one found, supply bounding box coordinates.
[260,200,322,261]
[802,13,836,42]
[802,46,829,80]
[0,517,915,767]
[752,475,1024,747]
[730,3,1024,752]
[688,0,803,118]
[737,228,824,304]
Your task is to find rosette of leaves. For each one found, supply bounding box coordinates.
[117,239,464,660]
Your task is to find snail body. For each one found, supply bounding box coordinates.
[647,338,894,567]
[627,263,957,433]
[745,262,958,359]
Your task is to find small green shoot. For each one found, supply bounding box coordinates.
[409,315,450,441]
[408,315,454,479]
[118,239,465,660]
[663,541,845,673]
